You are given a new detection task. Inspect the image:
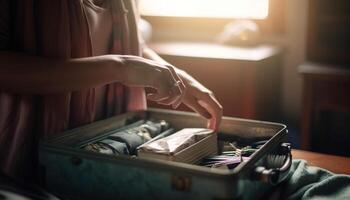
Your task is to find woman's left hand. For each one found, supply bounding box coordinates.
[142,48,223,130]
[176,69,223,131]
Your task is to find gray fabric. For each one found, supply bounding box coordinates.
[265,160,350,200]
[141,121,163,137]
[99,139,129,155]
[108,131,144,154]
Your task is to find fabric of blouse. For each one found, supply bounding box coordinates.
[0,0,146,179]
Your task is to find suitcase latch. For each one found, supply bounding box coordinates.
[171,175,191,192]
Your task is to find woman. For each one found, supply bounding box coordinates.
[0,0,222,179]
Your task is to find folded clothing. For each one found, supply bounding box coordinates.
[98,139,129,155]
[84,143,114,155]
[83,120,171,155]
[83,140,129,155]
[138,128,214,155]
[140,120,169,138]
[107,120,170,154]
[108,131,145,155]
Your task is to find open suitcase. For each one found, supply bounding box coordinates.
[39,109,291,200]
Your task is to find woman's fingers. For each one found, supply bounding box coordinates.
[197,93,223,131]
[147,81,182,107]
[198,100,219,130]
[147,93,169,101]
[150,66,185,107]
[157,96,181,107]
[122,56,185,108]
[185,96,212,119]
[135,57,185,91]
[171,94,183,109]
[147,92,177,103]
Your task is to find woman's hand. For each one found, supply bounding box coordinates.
[121,56,186,107]
[176,69,223,131]
[141,47,223,130]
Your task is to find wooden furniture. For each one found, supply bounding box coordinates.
[307,0,350,65]
[301,0,350,155]
[299,62,350,154]
[149,42,283,121]
[292,149,350,174]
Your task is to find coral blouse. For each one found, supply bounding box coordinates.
[0,0,146,179]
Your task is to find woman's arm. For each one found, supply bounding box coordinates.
[143,47,223,130]
[0,52,183,104]
[0,52,126,94]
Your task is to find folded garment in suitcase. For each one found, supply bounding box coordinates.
[84,139,130,155]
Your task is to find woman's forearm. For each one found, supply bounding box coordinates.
[0,52,126,94]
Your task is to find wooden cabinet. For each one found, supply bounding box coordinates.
[307,0,350,65]
[148,42,283,121]
[299,63,350,155]
[300,0,350,155]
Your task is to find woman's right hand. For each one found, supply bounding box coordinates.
[120,55,186,108]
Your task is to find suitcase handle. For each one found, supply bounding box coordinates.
[253,143,292,185]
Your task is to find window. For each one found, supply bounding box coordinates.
[139,0,269,19]
[140,0,284,40]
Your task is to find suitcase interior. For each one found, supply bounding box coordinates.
[39,108,289,200]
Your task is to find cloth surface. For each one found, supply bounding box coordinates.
[108,130,144,154]
[99,139,129,155]
[264,159,350,200]
[0,0,146,179]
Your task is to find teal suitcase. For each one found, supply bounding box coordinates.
[39,109,291,200]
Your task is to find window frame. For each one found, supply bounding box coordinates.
[141,0,285,42]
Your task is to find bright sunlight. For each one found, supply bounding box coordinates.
[138,0,269,19]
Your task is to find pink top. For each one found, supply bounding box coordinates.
[0,0,146,179]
